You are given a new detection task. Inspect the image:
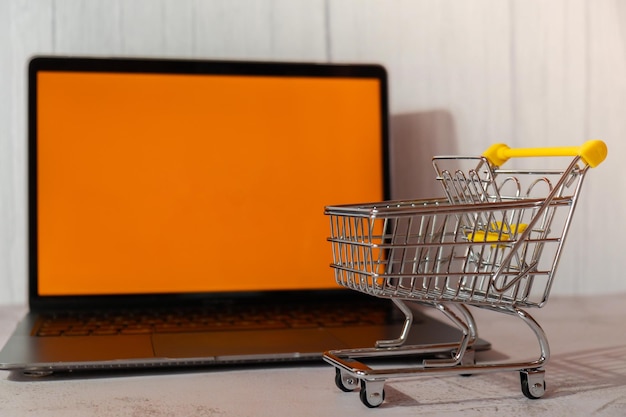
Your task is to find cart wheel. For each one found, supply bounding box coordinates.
[459,350,476,377]
[334,368,359,392]
[359,380,385,408]
[460,367,475,377]
[520,371,546,399]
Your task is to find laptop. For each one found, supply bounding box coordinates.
[0,56,484,376]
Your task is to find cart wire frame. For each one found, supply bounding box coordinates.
[323,140,607,408]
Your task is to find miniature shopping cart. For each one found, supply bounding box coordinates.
[323,140,607,408]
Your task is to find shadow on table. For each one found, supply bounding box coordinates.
[544,345,626,397]
[337,344,626,409]
[335,343,626,410]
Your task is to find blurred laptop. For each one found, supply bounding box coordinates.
[0,56,486,376]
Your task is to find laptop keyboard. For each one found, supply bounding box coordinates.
[34,301,405,337]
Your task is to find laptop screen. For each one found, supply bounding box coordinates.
[29,57,388,298]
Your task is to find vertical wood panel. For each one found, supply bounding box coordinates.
[162,0,196,56]
[328,0,512,200]
[267,0,327,61]
[0,1,14,305]
[54,0,123,54]
[191,0,327,61]
[120,0,196,57]
[119,0,168,56]
[0,1,55,304]
[578,0,626,295]
[192,0,273,59]
[510,0,588,149]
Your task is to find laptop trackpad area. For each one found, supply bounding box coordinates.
[2,335,155,365]
[152,329,350,359]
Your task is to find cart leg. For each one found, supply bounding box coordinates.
[375,298,413,348]
[423,302,473,367]
[520,369,546,399]
[480,305,550,367]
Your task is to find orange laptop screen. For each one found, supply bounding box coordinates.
[33,61,386,296]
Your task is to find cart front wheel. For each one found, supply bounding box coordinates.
[520,371,546,399]
[359,380,385,408]
[334,368,359,392]
[459,348,476,377]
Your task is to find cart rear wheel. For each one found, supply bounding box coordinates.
[459,350,476,377]
[359,380,385,408]
[334,368,358,392]
[520,371,546,399]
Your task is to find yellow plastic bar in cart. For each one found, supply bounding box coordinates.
[482,140,607,168]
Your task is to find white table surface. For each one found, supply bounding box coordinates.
[1,294,626,417]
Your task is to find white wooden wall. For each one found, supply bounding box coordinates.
[0,0,623,305]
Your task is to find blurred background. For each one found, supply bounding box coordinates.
[0,0,622,305]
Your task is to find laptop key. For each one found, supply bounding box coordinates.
[36,330,63,337]
[119,327,153,335]
[92,329,119,336]
[63,330,91,336]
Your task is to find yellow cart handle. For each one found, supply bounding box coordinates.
[482,140,607,168]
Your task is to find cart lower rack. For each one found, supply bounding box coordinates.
[323,140,607,408]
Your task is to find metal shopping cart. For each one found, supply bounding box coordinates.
[323,140,607,408]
